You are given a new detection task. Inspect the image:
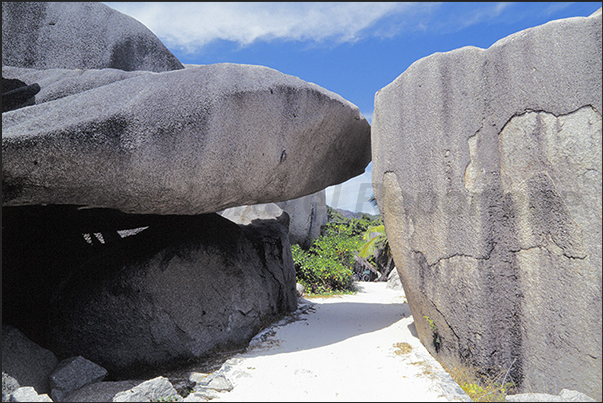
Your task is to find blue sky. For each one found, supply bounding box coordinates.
[104,2,601,214]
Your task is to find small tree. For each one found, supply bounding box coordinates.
[358,224,395,281]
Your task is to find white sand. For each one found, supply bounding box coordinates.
[210,282,471,402]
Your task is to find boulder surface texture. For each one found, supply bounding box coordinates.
[2,63,371,215]
[1,324,58,395]
[372,9,601,400]
[2,372,20,402]
[49,356,108,402]
[506,388,597,402]
[46,211,297,377]
[62,381,142,403]
[275,190,328,248]
[112,377,180,402]
[1,2,183,72]
[220,189,328,248]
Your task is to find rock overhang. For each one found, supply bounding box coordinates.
[2,63,371,215]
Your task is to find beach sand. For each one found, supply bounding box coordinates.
[209,282,470,402]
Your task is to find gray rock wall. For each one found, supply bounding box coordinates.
[372,9,601,400]
[275,190,328,248]
[2,2,183,72]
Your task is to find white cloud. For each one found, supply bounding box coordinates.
[456,2,513,29]
[542,2,574,17]
[104,2,524,55]
[105,2,418,53]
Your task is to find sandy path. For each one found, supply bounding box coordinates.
[211,282,470,402]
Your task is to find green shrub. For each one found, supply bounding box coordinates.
[292,208,380,295]
[292,242,355,294]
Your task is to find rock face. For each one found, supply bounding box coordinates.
[112,377,180,402]
[385,268,402,291]
[505,389,597,402]
[49,356,108,402]
[44,211,297,377]
[275,190,328,248]
[63,381,143,403]
[372,9,601,400]
[2,66,148,105]
[1,2,183,72]
[219,203,286,226]
[2,373,20,402]
[7,387,52,402]
[2,63,371,215]
[1,325,58,395]
[220,190,328,248]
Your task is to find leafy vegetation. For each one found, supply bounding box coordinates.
[357,223,395,279]
[358,224,387,258]
[291,206,379,295]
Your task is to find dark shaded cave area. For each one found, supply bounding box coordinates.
[2,204,184,351]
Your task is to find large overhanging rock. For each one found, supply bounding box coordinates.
[372,9,601,400]
[1,2,183,72]
[2,63,371,215]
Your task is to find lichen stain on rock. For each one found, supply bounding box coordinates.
[498,106,602,396]
[499,106,601,259]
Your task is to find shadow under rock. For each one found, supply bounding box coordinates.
[240,299,414,357]
[408,321,419,339]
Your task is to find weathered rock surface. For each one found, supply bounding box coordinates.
[49,356,108,402]
[220,190,328,248]
[372,9,601,400]
[112,377,180,402]
[8,387,52,402]
[1,325,58,395]
[45,211,297,377]
[275,190,328,248]
[296,283,306,297]
[2,373,20,402]
[196,374,233,392]
[1,2,183,72]
[182,391,216,402]
[385,267,402,291]
[219,203,286,226]
[2,66,148,105]
[2,63,371,215]
[505,388,597,402]
[63,381,143,403]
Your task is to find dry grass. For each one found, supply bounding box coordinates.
[393,342,413,356]
[443,361,517,402]
[410,360,439,380]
